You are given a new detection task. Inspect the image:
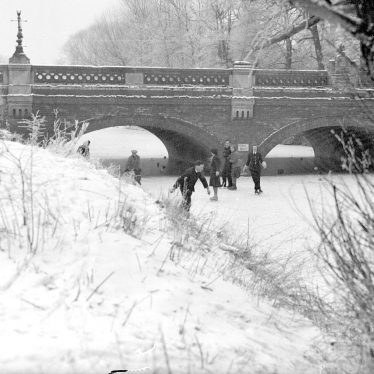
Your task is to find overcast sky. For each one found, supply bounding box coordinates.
[0,0,119,64]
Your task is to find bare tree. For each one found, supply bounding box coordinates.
[60,0,360,69]
[287,0,374,78]
[310,24,325,69]
[208,0,243,67]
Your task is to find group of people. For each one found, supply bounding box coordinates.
[171,140,266,211]
[78,138,265,212]
[77,140,142,185]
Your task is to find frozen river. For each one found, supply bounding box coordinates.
[142,174,327,248]
[142,174,342,285]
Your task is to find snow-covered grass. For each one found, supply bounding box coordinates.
[143,174,374,372]
[0,139,329,374]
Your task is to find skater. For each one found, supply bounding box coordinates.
[245,145,263,194]
[125,150,142,185]
[77,140,90,158]
[170,160,210,211]
[228,145,242,190]
[221,140,232,187]
[209,148,221,201]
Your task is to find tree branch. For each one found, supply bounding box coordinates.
[288,0,366,43]
[245,15,321,60]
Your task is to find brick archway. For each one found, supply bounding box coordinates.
[259,116,374,171]
[85,113,222,173]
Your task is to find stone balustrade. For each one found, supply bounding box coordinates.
[0,63,368,90]
[32,65,231,87]
[254,69,329,87]
[142,67,230,86]
[32,65,127,85]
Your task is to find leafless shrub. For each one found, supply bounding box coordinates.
[307,132,374,371]
[0,142,62,267]
[42,110,89,156]
[160,194,219,251]
[19,112,46,146]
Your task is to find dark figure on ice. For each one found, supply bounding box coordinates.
[209,148,221,201]
[228,145,242,190]
[245,145,264,194]
[125,150,142,185]
[77,140,90,158]
[170,160,210,211]
[221,140,232,187]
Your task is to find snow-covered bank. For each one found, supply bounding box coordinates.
[0,141,323,373]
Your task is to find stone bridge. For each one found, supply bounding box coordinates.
[1,51,374,173]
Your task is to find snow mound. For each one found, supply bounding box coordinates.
[0,141,320,373]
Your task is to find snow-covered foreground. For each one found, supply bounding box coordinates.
[1,141,328,374]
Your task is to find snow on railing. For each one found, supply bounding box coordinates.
[142,67,230,86]
[30,64,348,88]
[254,69,329,87]
[32,65,231,86]
[32,65,126,85]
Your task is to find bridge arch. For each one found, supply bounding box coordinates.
[259,116,374,172]
[84,113,221,174]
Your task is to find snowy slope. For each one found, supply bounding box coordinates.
[0,141,321,374]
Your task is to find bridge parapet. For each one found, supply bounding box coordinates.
[142,67,230,86]
[32,64,373,91]
[253,69,329,87]
[32,65,231,87]
[33,65,127,85]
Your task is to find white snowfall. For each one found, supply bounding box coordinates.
[0,141,323,374]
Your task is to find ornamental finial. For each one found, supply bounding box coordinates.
[9,10,30,64]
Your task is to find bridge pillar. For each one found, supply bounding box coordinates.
[4,10,33,130]
[231,61,254,120]
[6,63,33,126]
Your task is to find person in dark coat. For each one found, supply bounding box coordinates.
[170,160,210,211]
[245,145,263,194]
[125,150,142,185]
[77,140,90,158]
[209,148,221,201]
[221,140,232,187]
[228,145,242,190]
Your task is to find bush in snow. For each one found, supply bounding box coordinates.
[42,110,89,156]
[0,142,62,259]
[309,131,374,371]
